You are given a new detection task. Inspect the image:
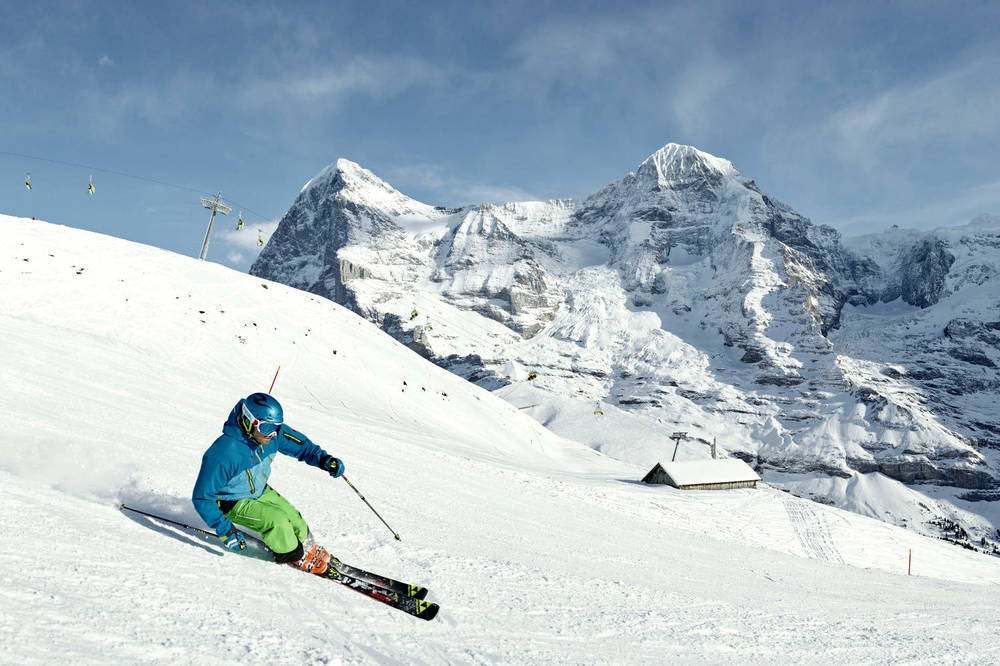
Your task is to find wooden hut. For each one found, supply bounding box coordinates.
[642,459,760,490]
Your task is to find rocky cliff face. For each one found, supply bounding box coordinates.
[252,147,1000,544]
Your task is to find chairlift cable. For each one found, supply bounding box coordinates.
[0,149,274,222]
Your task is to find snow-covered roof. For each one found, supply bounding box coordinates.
[660,459,760,486]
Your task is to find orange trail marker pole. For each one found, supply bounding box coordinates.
[269,365,281,393]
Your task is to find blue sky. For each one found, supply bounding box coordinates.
[3,1,999,270]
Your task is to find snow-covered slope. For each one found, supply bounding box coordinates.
[5,213,1000,664]
[251,144,1000,547]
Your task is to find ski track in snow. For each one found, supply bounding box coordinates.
[780,492,846,564]
[3,215,1000,665]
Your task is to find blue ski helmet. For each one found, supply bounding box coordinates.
[239,392,283,435]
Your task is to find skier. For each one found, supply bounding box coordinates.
[192,392,345,575]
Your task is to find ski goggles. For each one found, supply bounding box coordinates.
[240,401,282,436]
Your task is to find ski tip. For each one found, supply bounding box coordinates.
[416,600,440,621]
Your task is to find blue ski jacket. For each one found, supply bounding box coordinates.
[192,401,332,537]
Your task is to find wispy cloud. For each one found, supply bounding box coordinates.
[219,220,279,252]
[825,57,1000,170]
[72,53,453,138]
[79,70,218,134]
[669,58,734,137]
[832,179,1000,235]
[502,6,732,136]
[237,56,452,107]
[454,183,542,205]
[508,13,645,78]
[386,163,539,206]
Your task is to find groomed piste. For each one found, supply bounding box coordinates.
[3,213,1000,665]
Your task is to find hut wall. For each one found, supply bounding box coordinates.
[642,467,671,485]
[677,480,757,490]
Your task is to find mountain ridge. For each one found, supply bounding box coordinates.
[251,143,1000,545]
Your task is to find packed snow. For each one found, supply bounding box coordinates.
[4,214,1000,665]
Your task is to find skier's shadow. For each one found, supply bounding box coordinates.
[122,511,223,557]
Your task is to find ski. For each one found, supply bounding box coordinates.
[320,563,439,621]
[118,504,435,617]
[328,555,428,600]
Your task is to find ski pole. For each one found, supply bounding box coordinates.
[119,504,266,548]
[342,475,402,541]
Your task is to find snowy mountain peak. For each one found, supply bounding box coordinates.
[329,157,394,192]
[640,143,739,183]
[300,157,401,202]
[578,142,747,220]
[293,158,441,224]
[334,156,364,172]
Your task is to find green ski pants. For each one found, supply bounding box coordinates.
[223,485,309,557]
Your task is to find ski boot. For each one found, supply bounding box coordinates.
[289,536,331,575]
